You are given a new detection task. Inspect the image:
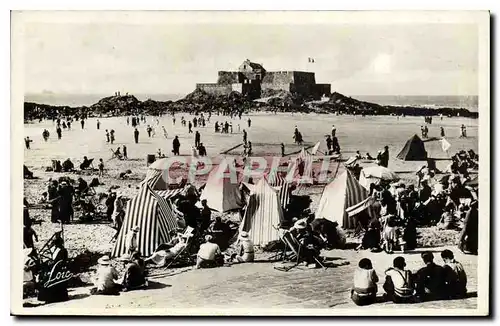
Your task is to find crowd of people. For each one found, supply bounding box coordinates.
[23,110,479,306]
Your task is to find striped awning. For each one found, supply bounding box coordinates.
[111,184,178,258]
[156,188,185,200]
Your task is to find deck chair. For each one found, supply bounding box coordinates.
[163,226,196,268]
[274,229,302,272]
[79,158,94,170]
[109,149,124,161]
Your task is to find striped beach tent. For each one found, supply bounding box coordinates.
[111,184,179,258]
[315,170,372,229]
[141,158,170,190]
[265,173,291,210]
[240,178,284,246]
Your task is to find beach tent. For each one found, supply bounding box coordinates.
[243,174,292,210]
[287,147,314,184]
[111,184,179,258]
[142,158,171,190]
[240,178,284,246]
[315,170,372,229]
[396,134,428,161]
[200,159,243,212]
[358,166,399,190]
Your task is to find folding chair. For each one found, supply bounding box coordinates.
[109,149,123,161]
[273,229,302,272]
[163,226,196,268]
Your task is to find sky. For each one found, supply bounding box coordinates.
[20,12,479,97]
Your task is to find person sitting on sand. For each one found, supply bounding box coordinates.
[122,252,148,292]
[360,215,382,252]
[415,252,447,301]
[383,256,416,303]
[441,249,467,299]
[351,258,379,306]
[62,158,74,172]
[198,143,207,157]
[437,203,457,230]
[145,231,191,267]
[230,231,254,264]
[91,255,121,295]
[366,152,374,160]
[125,226,140,257]
[196,235,222,269]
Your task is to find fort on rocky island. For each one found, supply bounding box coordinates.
[196,59,331,100]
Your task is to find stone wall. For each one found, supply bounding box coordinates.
[262,71,294,85]
[261,82,292,93]
[196,83,232,96]
[217,72,240,85]
[292,72,316,86]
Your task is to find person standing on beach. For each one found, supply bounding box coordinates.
[81,119,85,129]
[105,130,110,143]
[380,146,389,168]
[247,118,251,128]
[188,121,193,134]
[24,137,33,149]
[134,128,139,144]
[147,125,152,138]
[67,121,71,129]
[172,136,181,156]
[331,125,336,138]
[195,131,201,148]
[281,143,285,157]
[56,126,62,140]
[122,145,128,159]
[97,119,100,130]
[98,159,105,177]
[110,130,115,144]
[440,127,445,137]
[243,129,247,144]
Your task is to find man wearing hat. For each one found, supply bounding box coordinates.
[232,231,254,263]
[196,235,222,269]
[92,255,121,295]
[125,226,140,257]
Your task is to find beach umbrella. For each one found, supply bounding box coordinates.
[358,166,399,189]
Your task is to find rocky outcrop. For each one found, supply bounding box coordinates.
[24,90,478,121]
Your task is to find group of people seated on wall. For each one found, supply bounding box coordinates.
[350,250,468,306]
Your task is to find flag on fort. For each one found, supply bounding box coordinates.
[308,57,315,63]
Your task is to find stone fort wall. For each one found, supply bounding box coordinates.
[198,70,330,99]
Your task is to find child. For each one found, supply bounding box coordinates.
[381,214,398,254]
[351,258,379,306]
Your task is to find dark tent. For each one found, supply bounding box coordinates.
[396,134,428,161]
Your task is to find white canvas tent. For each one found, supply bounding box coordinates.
[240,178,284,246]
[200,159,243,212]
[315,170,372,229]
